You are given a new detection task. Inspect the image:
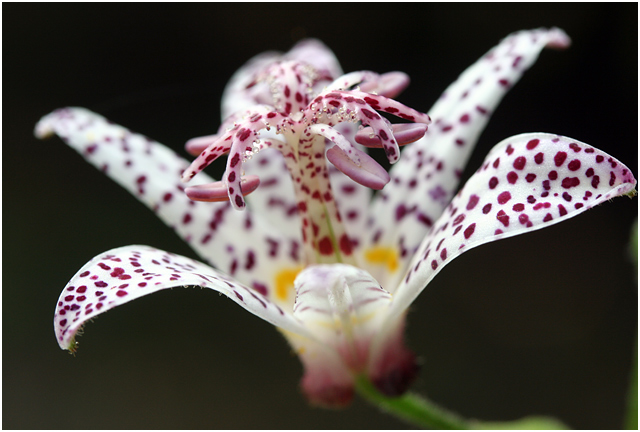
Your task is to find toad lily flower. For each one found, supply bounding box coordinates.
[37,30,635,408]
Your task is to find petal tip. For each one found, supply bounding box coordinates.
[547,27,572,49]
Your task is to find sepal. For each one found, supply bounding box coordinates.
[54,245,312,351]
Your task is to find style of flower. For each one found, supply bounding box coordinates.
[36,29,636,408]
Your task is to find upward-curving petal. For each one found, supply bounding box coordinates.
[387,133,636,320]
[54,245,313,352]
[36,108,302,304]
[363,28,571,288]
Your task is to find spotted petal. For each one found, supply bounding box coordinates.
[364,28,572,288]
[387,134,636,319]
[54,245,313,352]
[35,108,302,304]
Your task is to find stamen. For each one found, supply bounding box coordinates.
[185,175,260,202]
[185,134,220,156]
[307,124,361,166]
[326,146,390,190]
[355,123,428,148]
[325,71,380,92]
[358,72,410,98]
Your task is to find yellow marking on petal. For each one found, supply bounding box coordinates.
[309,309,380,331]
[275,267,303,301]
[364,246,399,273]
[352,310,378,326]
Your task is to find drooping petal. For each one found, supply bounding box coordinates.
[364,28,571,288]
[54,245,313,352]
[387,134,636,320]
[36,108,302,304]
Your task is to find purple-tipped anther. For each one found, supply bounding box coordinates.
[185,134,220,157]
[326,146,390,190]
[355,123,428,148]
[185,175,261,202]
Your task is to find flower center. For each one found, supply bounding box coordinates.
[181,60,431,266]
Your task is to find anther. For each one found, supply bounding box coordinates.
[185,134,220,156]
[185,175,261,202]
[326,146,390,190]
[355,123,428,148]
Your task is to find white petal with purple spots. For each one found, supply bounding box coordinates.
[387,133,636,320]
[54,245,313,351]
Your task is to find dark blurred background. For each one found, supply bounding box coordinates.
[3,3,637,429]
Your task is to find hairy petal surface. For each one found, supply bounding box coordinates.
[388,134,636,319]
[54,245,312,352]
[364,28,571,288]
[36,108,301,304]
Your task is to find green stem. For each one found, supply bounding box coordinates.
[355,375,569,429]
[354,375,468,429]
[624,338,638,430]
[624,220,638,430]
